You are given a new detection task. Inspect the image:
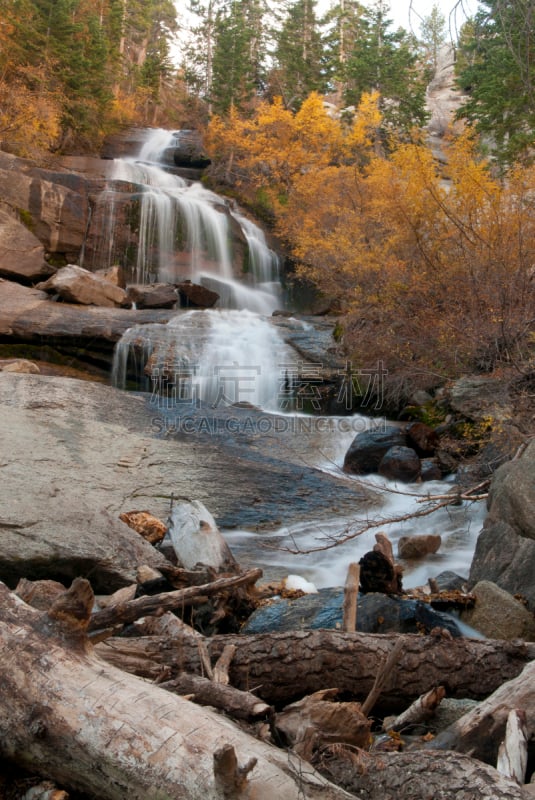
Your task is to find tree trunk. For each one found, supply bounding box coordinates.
[96,628,535,710]
[429,659,535,764]
[317,749,524,800]
[0,581,355,800]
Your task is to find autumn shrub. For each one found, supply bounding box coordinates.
[283,133,535,397]
[206,95,535,401]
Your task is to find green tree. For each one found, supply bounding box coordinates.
[182,0,221,109]
[271,0,326,109]
[345,0,427,135]
[419,3,447,81]
[455,0,535,164]
[210,0,267,114]
[321,0,366,99]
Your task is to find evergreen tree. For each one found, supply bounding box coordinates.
[183,0,221,108]
[321,0,366,99]
[345,0,427,135]
[455,0,535,164]
[210,0,267,114]
[419,3,447,82]
[272,0,326,109]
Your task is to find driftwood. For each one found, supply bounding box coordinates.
[161,672,271,721]
[429,659,535,763]
[274,689,371,761]
[497,710,528,785]
[0,580,354,800]
[88,568,262,632]
[167,500,238,571]
[382,685,446,732]
[317,749,524,800]
[342,563,359,632]
[96,628,535,709]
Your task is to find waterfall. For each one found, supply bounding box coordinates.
[108,128,296,404]
[84,128,281,310]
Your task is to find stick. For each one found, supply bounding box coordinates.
[361,638,405,717]
[88,568,262,631]
[343,563,360,633]
[161,672,271,721]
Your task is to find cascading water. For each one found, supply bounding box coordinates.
[85,128,280,310]
[105,128,485,592]
[105,128,295,403]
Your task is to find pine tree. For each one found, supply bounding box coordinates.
[183,0,221,109]
[419,3,447,82]
[210,0,267,114]
[345,0,427,135]
[271,0,326,109]
[321,0,367,100]
[455,0,535,164]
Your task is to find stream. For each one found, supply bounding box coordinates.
[101,129,486,591]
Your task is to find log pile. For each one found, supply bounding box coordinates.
[0,505,534,800]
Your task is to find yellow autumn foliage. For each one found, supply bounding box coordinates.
[0,67,63,155]
[205,90,382,211]
[206,92,535,394]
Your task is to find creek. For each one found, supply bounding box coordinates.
[102,129,486,591]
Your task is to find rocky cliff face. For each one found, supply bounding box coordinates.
[469,441,535,609]
[0,150,98,269]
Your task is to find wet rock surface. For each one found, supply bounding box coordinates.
[0,373,373,589]
[37,264,129,307]
[242,587,463,636]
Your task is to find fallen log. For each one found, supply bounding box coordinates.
[429,659,535,764]
[316,749,524,799]
[0,580,354,800]
[95,628,535,709]
[161,672,271,721]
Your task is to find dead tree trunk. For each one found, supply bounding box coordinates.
[96,628,535,710]
[317,750,524,800]
[0,581,355,800]
[429,659,535,764]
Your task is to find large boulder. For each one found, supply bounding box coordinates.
[242,588,463,637]
[469,440,535,609]
[447,375,513,422]
[127,283,178,309]
[177,281,220,308]
[0,209,55,283]
[343,425,406,474]
[378,445,421,482]
[36,264,128,307]
[0,373,374,588]
[460,580,535,641]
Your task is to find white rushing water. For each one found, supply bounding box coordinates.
[106,128,486,590]
[223,417,487,590]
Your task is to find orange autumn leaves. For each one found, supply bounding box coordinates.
[206,94,535,391]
